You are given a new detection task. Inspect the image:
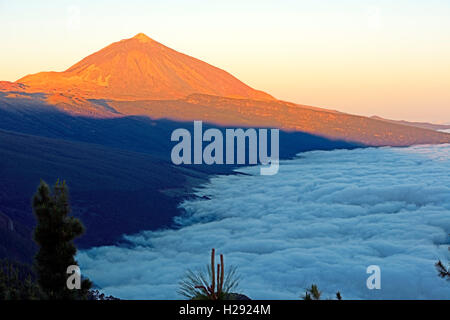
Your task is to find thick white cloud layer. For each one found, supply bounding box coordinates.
[78,145,450,299]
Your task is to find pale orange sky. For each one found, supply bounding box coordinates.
[1,0,449,123]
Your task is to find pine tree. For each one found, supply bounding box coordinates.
[301,284,322,300]
[436,260,450,280]
[32,180,91,299]
[0,259,42,300]
[436,241,450,281]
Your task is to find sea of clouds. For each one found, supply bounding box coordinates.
[78,144,450,299]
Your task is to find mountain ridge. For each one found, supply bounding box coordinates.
[370,115,450,131]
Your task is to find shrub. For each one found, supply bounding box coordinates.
[178,248,241,300]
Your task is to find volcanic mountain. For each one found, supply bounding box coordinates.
[3,33,450,146]
[17,33,273,101]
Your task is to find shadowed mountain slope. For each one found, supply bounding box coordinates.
[1,90,448,147]
[108,94,450,147]
[0,92,358,160]
[0,99,358,262]
[0,128,210,261]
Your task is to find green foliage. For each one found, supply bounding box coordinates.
[301,284,343,300]
[0,258,119,300]
[32,180,92,299]
[87,289,120,300]
[436,260,450,280]
[179,249,240,300]
[436,242,450,281]
[0,259,42,300]
[0,180,118,300]
[301,284,322,300]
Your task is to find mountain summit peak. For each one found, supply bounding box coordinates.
[132,33,154,43]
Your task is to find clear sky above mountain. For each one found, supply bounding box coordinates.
[1,0,449,122]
